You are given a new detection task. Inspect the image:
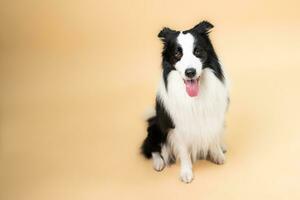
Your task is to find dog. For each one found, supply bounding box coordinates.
[141,21,229,183]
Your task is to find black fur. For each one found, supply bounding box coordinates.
[187,21,224,82]
[141,98,174,158]
[141,20,224,159]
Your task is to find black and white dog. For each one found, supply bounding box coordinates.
[141,21,229,183]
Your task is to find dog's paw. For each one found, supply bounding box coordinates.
[180,169,193,183]
[153,156,165,171]
[210,152,225,165]
[221,143,227,154]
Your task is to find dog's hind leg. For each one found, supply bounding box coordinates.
[208,142,225,165]
[220,142,227,153]
[152,152,165,171]
[141,116,165,159]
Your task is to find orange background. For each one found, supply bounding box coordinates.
[1,0,300,199]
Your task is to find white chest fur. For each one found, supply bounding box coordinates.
[157,68,228,159]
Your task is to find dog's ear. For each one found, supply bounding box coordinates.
[158,27,176,41]
[192,21,214,34]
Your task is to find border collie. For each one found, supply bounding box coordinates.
[141,21,229,183]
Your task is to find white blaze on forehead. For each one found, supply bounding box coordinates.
[177,32,195,54]
[175,32,203,79]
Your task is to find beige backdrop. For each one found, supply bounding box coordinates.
[1,0,300,199]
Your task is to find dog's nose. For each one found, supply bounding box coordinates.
[185,68,196,78]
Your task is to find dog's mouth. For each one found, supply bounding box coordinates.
[184,78,200,97]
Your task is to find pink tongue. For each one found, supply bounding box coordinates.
[184,80,199,97]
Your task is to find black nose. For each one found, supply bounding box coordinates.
[185,68,196,78]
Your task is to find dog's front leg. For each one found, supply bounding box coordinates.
[178,146,193,183]
[169,132,193,183]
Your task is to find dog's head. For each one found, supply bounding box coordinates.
[158,21,217,97]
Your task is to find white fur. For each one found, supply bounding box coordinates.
[156,67,228,183]
[175,32,203,79]
[152,152,165,171]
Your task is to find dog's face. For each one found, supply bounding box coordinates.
[159,21,215,97]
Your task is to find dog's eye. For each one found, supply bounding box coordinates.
[194,47,203,57]
[174,48,182,59]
